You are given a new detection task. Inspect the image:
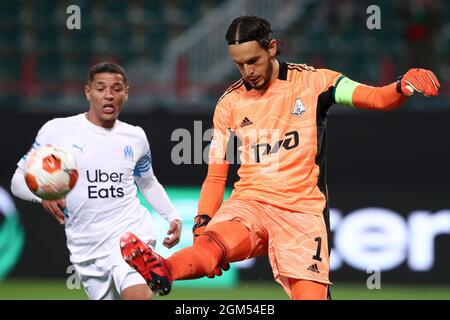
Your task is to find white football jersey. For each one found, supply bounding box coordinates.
[18,113,157,263]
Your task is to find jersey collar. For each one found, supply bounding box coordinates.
[243,60,288,91]
[81,113,119,134]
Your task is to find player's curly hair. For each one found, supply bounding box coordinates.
[88,62,128,84]
[225,15,281,56]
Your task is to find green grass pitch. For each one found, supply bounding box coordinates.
[1,279,450,300]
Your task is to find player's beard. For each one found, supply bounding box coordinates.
[253,59,273,91]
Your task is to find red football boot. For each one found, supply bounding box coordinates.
[120,232,173,296]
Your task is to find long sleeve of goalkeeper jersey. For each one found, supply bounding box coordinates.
[334,77,407,110]
[197,95,232,217]
[197,162,229,217]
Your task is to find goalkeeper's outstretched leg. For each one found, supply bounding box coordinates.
[120,221,253,295]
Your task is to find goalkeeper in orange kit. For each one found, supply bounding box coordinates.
[120,15,440,300]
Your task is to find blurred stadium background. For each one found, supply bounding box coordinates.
[1,0,449,300]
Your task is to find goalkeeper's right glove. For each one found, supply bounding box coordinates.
[397,68,440,97]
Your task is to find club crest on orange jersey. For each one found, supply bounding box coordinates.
[292,98,306,116]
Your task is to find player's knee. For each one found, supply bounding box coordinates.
[289,279,328,300]
[195,231,229,271]
[121,284,153,300]
[196,231,227,255]
[207,221,252,262]
[194,221,252,273]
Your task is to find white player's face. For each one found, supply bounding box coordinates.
[228,39,278,90]
[84,73,129,128]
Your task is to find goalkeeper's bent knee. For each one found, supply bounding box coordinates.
[195,230,230,270]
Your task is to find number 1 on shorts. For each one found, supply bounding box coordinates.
[313,236,322,262]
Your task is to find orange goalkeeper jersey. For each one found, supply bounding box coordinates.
[209,62,342,216]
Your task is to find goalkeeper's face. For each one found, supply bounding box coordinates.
[229,39,277,90]
[84,72,129,128]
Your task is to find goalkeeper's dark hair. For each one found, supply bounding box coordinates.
[225,15,281,56]
[88,62,128,84]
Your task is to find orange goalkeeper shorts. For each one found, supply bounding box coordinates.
[208,198,330,295]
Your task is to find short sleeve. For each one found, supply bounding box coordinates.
[133,127,154,178]
[315,69,343,93]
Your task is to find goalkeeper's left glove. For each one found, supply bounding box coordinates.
[397,68,440,97]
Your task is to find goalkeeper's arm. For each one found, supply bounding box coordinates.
[193,161,229,240]
[334,68,440,110]
[193,161,230,278]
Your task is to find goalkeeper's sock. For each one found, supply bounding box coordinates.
[166,231,227,280]
[289,278,328,300]
[166,220,252,280]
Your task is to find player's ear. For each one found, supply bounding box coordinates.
[124,85,129,101]
[84,84,91,101]
[268,39,277,58]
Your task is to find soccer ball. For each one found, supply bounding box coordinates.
[24,145,79,200]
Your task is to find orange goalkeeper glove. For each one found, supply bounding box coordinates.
[193,214,230,278]
[207,262,230,279]
[397,68,440,97]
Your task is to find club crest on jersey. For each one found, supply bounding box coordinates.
[123,145,134,160]
[292,98,306,116]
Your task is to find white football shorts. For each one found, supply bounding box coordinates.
[73,239,156,300]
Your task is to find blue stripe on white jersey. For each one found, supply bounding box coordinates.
[133,150,152,177]
[21,140,41,162]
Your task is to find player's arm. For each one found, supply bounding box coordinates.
[133,136,182,249]
[11,167,66,224]
[12,126,49,203]
[193,98,232,240]
[194,161,229,239]
[11,120,67,224]
[192,99,233,279]
[334,68,440,110]
[194,160,231,279]
[11,167,42,203]
[135,170,182,249]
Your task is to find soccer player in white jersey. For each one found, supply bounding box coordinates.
[10,62,182,300]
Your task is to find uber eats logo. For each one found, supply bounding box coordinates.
[86,170,125,198]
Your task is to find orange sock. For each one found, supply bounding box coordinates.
[289,278,328,300]
[166,221,252,280]
[166,232,225,280]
